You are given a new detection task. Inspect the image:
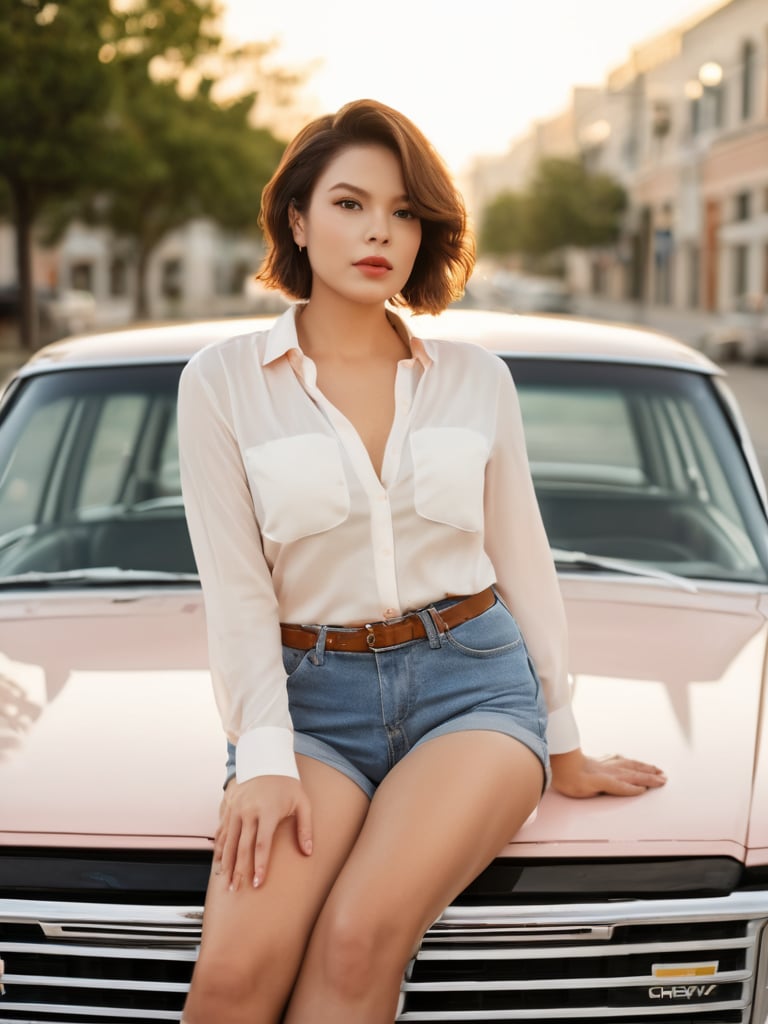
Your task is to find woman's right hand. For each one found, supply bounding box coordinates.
[214,775,313,891]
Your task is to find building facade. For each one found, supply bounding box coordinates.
[0,214,274,335]
[466,0,768,317]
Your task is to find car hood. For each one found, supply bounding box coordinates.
[0,590,224,847]
[513,578,768,860]
[1,583,766,859]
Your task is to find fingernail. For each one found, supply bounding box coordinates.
[303,839,313,855]
[253,873,261,889]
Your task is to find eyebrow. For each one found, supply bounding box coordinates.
[327,182,411,203]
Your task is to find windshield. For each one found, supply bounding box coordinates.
[0,364,195,581]
[0,358,765,587]
[506,358,768,585]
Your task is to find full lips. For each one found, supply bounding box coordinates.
[354,257,392,277]
[355,263,391,277]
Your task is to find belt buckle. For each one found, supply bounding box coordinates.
[364,624,377,649]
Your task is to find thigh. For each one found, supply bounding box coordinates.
[191,755,370,1001]
[311,730,543,954]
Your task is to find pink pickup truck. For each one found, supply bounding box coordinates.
[1,309,768,1022]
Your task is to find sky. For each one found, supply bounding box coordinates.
[220,0,727,175]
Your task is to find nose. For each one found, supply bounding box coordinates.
[366,209,390,245]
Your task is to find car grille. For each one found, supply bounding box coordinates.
[2,892,768,1022]
[0,901,200,1022]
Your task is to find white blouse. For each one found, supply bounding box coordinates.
[178,305,580,784]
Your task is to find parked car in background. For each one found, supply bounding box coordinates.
[459,269,573,315]
[0,284,97,344]
[701,293,768,364]
[1,308,768,1021]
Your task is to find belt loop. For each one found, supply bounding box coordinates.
[310,625,327,665]
[417,607,443,649]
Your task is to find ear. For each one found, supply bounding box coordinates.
[288,200,306,248]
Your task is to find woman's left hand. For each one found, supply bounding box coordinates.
[550,748,667,798]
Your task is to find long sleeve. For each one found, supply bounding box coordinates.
[483,357,580,754]
[177,349,299,783]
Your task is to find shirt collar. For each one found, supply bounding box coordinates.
[261,305,304,366]
[261,304,435,371]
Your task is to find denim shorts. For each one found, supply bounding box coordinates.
[225,591,549,798]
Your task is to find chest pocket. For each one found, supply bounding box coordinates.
[410,427,489,533]
[244,434,350,543]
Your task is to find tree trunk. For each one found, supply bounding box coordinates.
[11,182,38,351]
[134,243,151,321]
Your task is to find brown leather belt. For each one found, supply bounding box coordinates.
[280,587,496,653]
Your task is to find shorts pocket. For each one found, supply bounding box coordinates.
[411,427,488,532]
[442,600,523,658]
[282,644,315,678]
[245,434,350,543]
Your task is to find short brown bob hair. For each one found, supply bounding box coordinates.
[257,99,475,315]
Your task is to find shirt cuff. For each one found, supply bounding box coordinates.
[236,726,300,784]
[545,702,581,754]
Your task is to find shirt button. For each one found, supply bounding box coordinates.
[384,608,397,618]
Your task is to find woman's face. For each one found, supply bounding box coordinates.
[290,144,422,307]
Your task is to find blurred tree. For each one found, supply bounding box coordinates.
[478,191,529,256]
[0,0,114,348]
[479,158,626,263]
[0,0,291,343]
[54,0,288,319]
[83,69,284,318]
[524,158,626,255]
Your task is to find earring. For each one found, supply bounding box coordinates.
[297,243,304,253]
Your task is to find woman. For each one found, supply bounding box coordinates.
[178,99,665,1023]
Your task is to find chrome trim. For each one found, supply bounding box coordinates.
[423,923,615,942]
[3,898,202,926]
[1,939,197,960]
[404,969,750,991]
[3,971,189,992]
[2,890,768,1021]
[40,921,201,943]
[0,1002,182,1021]
[418,936,751,957]
[435,889,768,926]
[750,920,768,1023]
[397,1003,747,1021]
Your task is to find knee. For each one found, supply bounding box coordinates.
[184,951,278,1023]
[320,907,406,999]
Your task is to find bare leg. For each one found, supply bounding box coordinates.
[182,755,370,1024]
[284,730,544,1024]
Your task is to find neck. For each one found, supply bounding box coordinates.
[296,293,405,361]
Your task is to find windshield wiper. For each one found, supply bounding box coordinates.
[0,567,200,588]
[551,547,698,593]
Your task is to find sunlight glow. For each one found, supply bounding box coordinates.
[219,0,728,173]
